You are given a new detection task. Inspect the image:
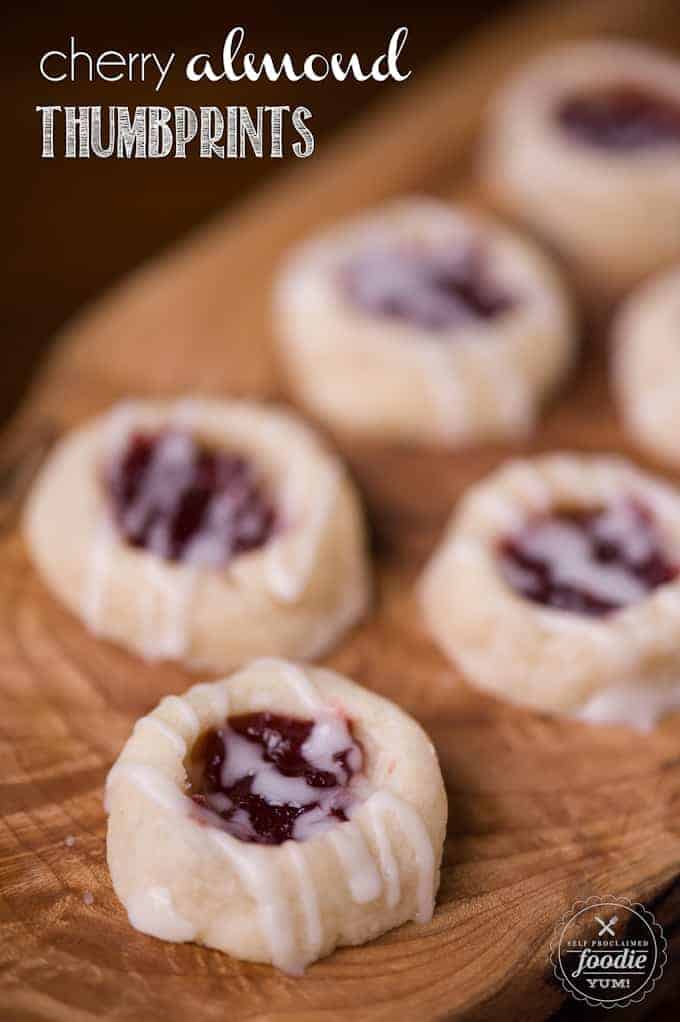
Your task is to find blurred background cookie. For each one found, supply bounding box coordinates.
[276,199,574,445]
[420,453,680,728]
[482,40,680,297]
[24,397,370,670]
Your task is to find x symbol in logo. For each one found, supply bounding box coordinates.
[596,915,617,937]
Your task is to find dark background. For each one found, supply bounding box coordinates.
[3,1,513,426]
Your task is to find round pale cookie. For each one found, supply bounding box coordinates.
[275,198,574,445]
[482,41,680,293]
[614,263,680,469]
[24,397,370,670]
[420,454,680,728]
[105,658,447,973]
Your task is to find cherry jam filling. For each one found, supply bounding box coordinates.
[187,712,363,845]
[106,430,276,566]
[341,245,515,332]
[556,84,680,150]
[498,500,678,617]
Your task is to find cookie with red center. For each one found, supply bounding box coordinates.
[483,41,680,293]
[556,84,680,151]
[275,198,574,445]
[341,244,515,331]
[24,398,370,672]
[420,454,680,727]
[498,501,678,617]
[188,711,364,845]
[107,429,276,566]
[106,659,447,973]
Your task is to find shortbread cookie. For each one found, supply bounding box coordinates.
[420,454,680,727]
[24,398,370,670]
[614,264,680,469]
[106,658,447,973]
[275,199,574,445]
[482,41,680,292]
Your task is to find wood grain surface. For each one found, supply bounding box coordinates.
[2,1,680,1019]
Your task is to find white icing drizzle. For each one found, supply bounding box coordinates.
[328,825,382,904]
[127,885,197,942]
[220,729,316,806]
[367,807,401,910]
[251,658,323,713]
[160,695,200,739]
[189,682,230,722]
[134,716,187,756]
[593,501,655,561]
[267,465,340,604]
[121,431,196,543]
[133,398,203,661]
[83,402,139,632]
[573,680,680,732]
[210,830,302,974]
[105,762,187,815]
[140,557,197,661]
[84,398,204,660]
[509,508,651,608]
[82,515,117,632]
[290,804,344,842]
[287,842,323,959]
[105,666,438,971]
[367,791,436,924]
[203,707,358,842]
[301,713,362,776]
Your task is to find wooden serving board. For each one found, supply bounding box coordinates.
[3,1,680,1018]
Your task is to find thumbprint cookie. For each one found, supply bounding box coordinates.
[614,263,680,469]
[24,398,370,669]
[105,658,447,973]
[420,454,680,729]
[275,198,574,445]
[483,41,680,292]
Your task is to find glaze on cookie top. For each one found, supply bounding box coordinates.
[106,429,276,567]
[556,84,680,151]
[276,199,574,445]
[498,499,678,617]
[106,661,447,973]
[421,455,680,723]
[341,245,515,332]
[24,399,370,670]
[482,42,680,292]
[188,711,363,845]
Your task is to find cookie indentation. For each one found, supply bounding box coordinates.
[107,430,276,566]
[557,85,680,150]
[498,500,678,616]
[188,712,364,845]
[342,246,515,331]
